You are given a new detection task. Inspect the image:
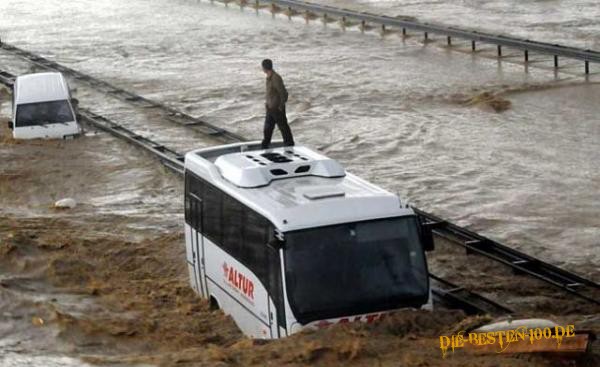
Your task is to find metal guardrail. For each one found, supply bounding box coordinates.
[255,0,598,73]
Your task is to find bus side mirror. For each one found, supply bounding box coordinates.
[420,222,435,252]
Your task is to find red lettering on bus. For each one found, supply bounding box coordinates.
[248,281,254,299]
[365,314,379,323]
[223,262,254,300]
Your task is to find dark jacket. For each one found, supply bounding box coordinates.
[266,71,288,111]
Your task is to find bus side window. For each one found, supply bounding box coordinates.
[203,183,223,244]
[184,175,191,224]
[222,193,244,256]
[243,210,268,281]
[185,173,205,230]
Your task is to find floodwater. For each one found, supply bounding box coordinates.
[1,0,597,268]
[0,0,599,365]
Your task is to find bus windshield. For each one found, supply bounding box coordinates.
[16,100,74,127]
[284,216,429,323]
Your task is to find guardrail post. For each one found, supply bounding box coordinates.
[554,55,559,68]
[288,6,292,20]
[402,27,406,36]
[360,20,366,33]
[524,50,529,62]
[447,36,451,46]
[381,24,386,34]
[497,45,502,57]
[585,61,590,74]
[471,40,476,51]
[424,32,428,41]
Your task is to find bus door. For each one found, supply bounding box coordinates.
[189,193,207,298]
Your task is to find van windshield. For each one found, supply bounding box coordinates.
[16,100,74,127]
[284,216,429,324]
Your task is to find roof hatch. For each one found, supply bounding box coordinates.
[302,186,346,200]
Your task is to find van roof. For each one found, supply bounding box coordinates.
[184,142,414,232]
[14,72,70,105]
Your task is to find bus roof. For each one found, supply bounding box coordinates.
[184,142,414,231]
[14,72,70,105]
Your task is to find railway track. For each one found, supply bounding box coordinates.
[416,209,600,306]
[1,68,598,314]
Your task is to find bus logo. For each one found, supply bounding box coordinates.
[223,262,254,300]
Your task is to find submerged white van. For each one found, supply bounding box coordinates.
[9,72,81,139]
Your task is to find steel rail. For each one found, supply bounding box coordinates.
[0,70,513,316]
[416,208,600,306]
[2,66,597,308]
[259,0,600,68]
[430,274,513,315]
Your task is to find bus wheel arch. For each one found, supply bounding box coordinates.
[209,295,220,310]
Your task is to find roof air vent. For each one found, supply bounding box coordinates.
[270,169,288,176]
[213,146,346,188]
[294,165,310,173]
[261,152,293,163]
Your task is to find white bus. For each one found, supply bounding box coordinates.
[9,72,81,140]
[184,141,434,339]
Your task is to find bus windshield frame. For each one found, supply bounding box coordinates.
[283,215,429,324]
[15,100,75,127]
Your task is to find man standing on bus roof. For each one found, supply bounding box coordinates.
[261,59,295,149]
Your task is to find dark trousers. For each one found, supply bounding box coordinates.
[261,106,294,149]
